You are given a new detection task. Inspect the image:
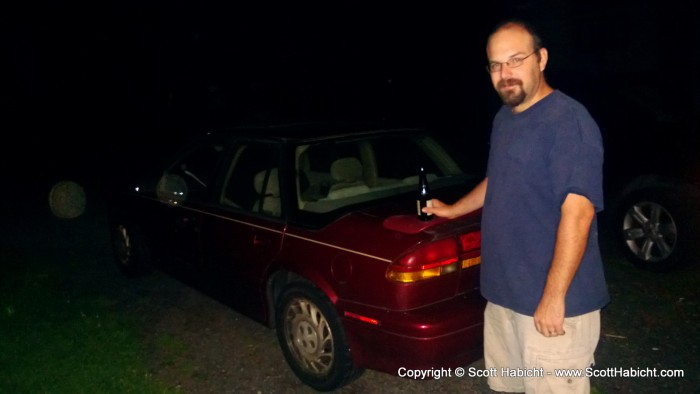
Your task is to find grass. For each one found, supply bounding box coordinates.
[0,257,175,394]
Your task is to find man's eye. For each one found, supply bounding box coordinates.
[510,57,523,65]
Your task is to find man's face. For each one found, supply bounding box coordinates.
[486,25,544,110]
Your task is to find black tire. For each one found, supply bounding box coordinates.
[617,189,694,272]
[111,222,152,278]
[275,282,363,391]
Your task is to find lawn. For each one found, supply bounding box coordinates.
[0,255,175,394]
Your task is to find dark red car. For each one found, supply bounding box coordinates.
[109,122,485,391]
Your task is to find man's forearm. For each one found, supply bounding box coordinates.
[534,193,595,336]
[452,177,488,217]
[544,193,595,298]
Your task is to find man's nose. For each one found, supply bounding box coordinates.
[499,64,514,77]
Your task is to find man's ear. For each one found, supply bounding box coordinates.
[538,47,549,71]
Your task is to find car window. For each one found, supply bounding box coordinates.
[220,142,281,217]
[167,142,225,202]
[296,134,467,214]
[372,136,443,179]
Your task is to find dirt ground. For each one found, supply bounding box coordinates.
[5,186,699,393]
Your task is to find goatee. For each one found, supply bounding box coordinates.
[497,78,526,107]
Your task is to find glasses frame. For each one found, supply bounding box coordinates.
[486,51,537,73]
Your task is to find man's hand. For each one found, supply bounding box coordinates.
[534,295,566,337]
[422,198,456,218]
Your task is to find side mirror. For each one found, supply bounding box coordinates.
[156,173,188,205]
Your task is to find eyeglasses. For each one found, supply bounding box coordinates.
[486,51,537,73]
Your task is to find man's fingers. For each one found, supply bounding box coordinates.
[535,321,566,337]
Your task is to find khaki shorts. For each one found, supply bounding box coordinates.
[484,302,600,394]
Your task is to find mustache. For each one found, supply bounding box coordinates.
[497,78,522,89]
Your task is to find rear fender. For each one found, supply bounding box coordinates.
[265,267,339,328]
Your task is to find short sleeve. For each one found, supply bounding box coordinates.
[548,106,604,212]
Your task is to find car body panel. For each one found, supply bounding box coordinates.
[340,293,485,372]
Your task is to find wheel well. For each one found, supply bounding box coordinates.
[612,175,697,202]
[265,271,335,329]
[606,175,700,218]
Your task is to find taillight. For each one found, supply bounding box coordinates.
[386,238,460,283]
[386,230,482,283]
[459,230,481,251]
[459,230,482,269]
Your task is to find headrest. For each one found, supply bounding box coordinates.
[330,157,363,182]
[297,147,311,173]
[254,168,280,197]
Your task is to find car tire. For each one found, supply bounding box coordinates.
[275,281,363,391]
[111,222,152,278]
[617,189,693,272]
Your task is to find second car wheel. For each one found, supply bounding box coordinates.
[618,189,693,272]
[275,281,362,391]
[111,222,152,278]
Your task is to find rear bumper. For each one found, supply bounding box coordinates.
[339,292,486,375]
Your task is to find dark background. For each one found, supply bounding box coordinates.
[4,0,699,194]
[3,3,700,392]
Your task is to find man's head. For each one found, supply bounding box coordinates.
[486,19,552,113]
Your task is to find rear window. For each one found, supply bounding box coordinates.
[294,133,468,214]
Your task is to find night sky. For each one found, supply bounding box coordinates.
[4,0,699,194]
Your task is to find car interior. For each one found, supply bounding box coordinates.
[295,136,454,214]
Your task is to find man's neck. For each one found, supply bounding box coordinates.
[512,81,554,114]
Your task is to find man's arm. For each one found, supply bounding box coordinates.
[534,192,596,337]
[423,177,488,219]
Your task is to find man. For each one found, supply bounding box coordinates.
[424,19,609,393]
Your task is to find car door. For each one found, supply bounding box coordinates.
[141,139,226,279]
[198,140,285,320]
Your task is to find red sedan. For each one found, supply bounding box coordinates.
[109,123,485,391]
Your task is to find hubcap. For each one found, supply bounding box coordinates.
[114,225,132,265]
[622,201,677,262]
[283,297,334,375]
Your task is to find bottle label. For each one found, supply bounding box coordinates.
[416,199,433,216]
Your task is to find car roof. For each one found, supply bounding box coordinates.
[207,121,428,144]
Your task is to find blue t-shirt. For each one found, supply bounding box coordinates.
[480,90,610,317]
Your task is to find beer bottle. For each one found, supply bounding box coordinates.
[416,166,433,221]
